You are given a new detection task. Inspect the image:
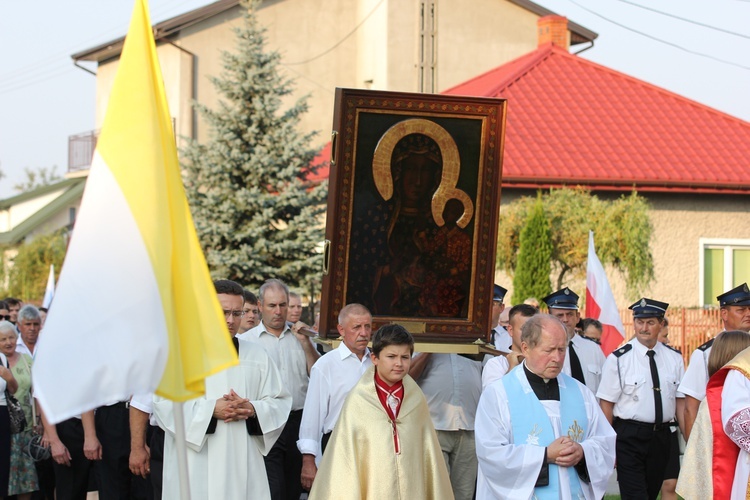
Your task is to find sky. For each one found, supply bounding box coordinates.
[1,0,748,199]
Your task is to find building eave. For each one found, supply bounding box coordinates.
[0,177,86,210]
[71,0,241,63]
[502,178,750,195]
[0,181,86,246]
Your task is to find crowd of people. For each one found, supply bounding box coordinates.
[0,277,748,499]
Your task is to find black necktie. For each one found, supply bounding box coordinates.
[568,341,586,385]
[647,350,663,424]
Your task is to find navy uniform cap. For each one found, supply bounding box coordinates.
[493,284,508,302]
[629,298,669,318]
[717,283,750,307]
[542,287,579,310]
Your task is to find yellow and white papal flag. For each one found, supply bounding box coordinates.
[33,0,238,424]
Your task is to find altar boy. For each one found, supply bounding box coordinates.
[309,325,452,499]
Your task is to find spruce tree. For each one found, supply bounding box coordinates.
[181,1,327,290]
[512,195,553,304]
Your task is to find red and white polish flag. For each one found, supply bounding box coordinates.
[585,231,625,355]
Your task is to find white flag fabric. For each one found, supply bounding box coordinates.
[42,265,55,309]
[585,231,625,355]
[32,0,237,424]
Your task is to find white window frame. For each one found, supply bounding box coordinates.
[699,238,750,306]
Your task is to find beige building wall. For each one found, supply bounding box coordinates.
[96,15,222,147]
[648,193,750,307]
[494,189,750,310]
[0,189,69,233]
[435,0,543,91]
[91,0,566,153]
[25,199,82,243]
[255,0,560,144]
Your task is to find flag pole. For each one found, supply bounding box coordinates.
[42,264,55,309]
[173,402,192,500]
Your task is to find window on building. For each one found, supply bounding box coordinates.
[700,238,750,306]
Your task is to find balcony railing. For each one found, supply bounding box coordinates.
[68,119,177,173]
[68,130,99,173]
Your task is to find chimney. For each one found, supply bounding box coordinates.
[537,15,569,50]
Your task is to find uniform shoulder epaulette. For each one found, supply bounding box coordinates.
[613,344,632,357]
[697,338,715,352]
[664,344,682,355]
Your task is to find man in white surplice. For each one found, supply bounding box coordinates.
[154,279,292,499]
[475,314,615,500]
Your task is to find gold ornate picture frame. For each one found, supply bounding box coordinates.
[320,88,507,344]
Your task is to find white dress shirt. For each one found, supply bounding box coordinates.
[415,353,482,430]
[0,352,7,404]
[492,326,512,352]
[678,342,713,401]
[16,337,32,357]
[296,342,372,463]
[597,339,685,424]
[563,333,606,395]
[239,321,310,410]
[130,392,158,426]
[482,355,510,391]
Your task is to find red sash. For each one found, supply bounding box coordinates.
[707,367,741,500]
[374,372,404,454]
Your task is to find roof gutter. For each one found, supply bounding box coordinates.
[573,39,594,56]
[502,179,750,195]
[74,60,96,77]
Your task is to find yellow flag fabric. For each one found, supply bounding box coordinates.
[97,0,237,400]
[33,0,237,422]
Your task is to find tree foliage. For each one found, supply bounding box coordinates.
[181,2,327,290]
[13,166,61,193]
[497,187,654,299]
[2,231,66,301]
[512,195,552,304]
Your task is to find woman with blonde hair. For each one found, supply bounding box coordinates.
[0,321,37,499]
[677,330,750,499]
[707,330,750,378]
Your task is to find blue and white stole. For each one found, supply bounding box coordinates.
[502,365,587,500]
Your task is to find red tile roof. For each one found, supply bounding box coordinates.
[303,142,331,183]
[443,43,750,194]
[313,43,750,194]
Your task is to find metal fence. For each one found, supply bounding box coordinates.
[618,307,722,365]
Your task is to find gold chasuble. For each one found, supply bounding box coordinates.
[309,366,453,499]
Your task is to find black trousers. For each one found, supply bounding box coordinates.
[53,418,93,500]
[32,457,55,500]
[614,419,671,500]
[148,425,165,500]
[95,403,132,500]
[664,428,681,480]
[264,409,303,500]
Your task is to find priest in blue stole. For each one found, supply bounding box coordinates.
[475,314,616,499]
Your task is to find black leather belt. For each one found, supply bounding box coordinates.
[616,418,668,432]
